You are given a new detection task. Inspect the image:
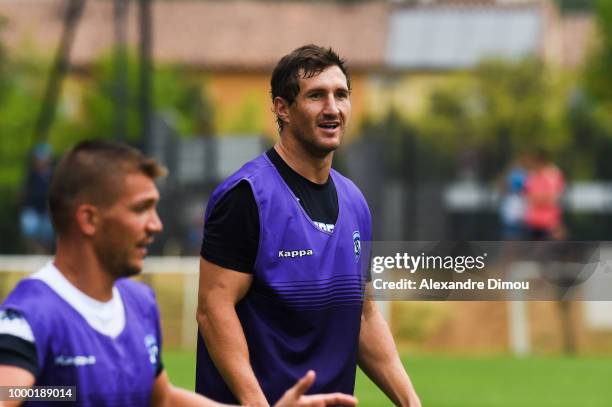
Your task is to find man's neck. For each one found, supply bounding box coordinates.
[54,240,115,302]
[274,138,333,184]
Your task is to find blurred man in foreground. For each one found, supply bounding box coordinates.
[0,140,357,407]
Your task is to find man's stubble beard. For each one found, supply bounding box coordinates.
[93,232,141,280]
[291,124,343,160]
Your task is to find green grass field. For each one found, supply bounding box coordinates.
[164,350,612,406]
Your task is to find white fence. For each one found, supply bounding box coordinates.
[0,256,200,349]
[1,255,611,355]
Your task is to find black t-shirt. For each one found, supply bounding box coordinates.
[0,332,38,374]
[200,148,339,272]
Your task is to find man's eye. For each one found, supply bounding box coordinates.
[309,93,323,99]
[133,203,153,213]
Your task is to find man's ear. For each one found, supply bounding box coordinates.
[75,204,99,237]
[273,96,290,128]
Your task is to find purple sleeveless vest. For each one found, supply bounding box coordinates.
[196,153,372,404]
[1,278,162,407]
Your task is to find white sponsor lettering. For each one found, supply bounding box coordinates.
[55,355,97,367]
[313,222,335,232]
[278,249,314,258]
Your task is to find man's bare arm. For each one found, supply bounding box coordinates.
[151,368,357,407]
[357,298,421,407]
[0,365,35,407]
[196,257,268,406]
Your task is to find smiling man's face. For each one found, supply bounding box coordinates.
[282,65,351,157]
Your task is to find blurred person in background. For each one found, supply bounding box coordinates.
[0,140,356,407]
[196,45,421,406]
[19,143,55,254]
[498,155,528,240]
[524,149,565,241]
[524,150,576,354]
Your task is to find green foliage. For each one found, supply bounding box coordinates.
[0,43,66,252]
[415,58,572,180]
[0,47,214,189]
[572,0,612,179]
[0,48,58,189]
[0,41,214,252]
[584,0,612,105]
[224,91,265,134]
[74,52,214,143]
[151,60,214,136]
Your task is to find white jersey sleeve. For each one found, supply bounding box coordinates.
[0,309,35,343]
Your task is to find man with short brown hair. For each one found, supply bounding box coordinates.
[196,45,421,406]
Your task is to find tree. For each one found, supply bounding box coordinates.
[582,0,612,134]
[0,42,75,252]
[570,0,612,179]
[0,48,68,189]
[71,52,214,148]
[0,42,214,252]
[415,58,571,180]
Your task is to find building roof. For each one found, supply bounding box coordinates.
[386,3,542,69]
[0,0,594,71]
[0,0,390,70]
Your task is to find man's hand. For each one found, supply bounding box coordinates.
[274,371,357,407]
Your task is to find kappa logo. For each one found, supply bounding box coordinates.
[55,355,96,367]
[278,249,314,258]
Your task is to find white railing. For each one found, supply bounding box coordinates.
[0,256,200,349]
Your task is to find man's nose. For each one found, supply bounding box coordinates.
[147,210,163,234]
[322,94,340,115]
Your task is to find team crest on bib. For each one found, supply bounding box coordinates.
[353,231,361,262]
[144,334,159,365]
